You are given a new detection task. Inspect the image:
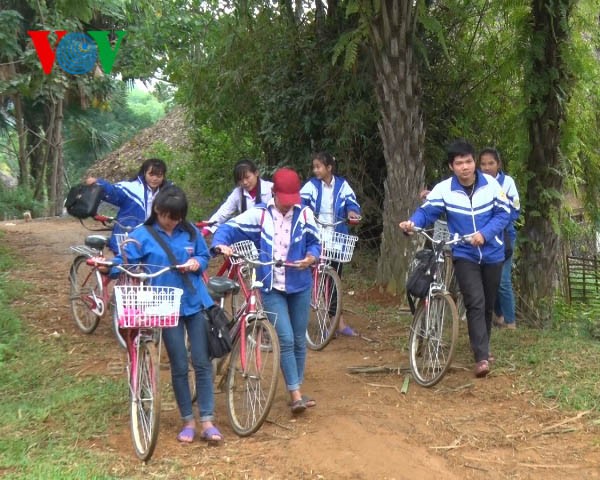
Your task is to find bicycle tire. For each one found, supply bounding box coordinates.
[69,255,102,333]
[306,266,342,351]
[225,317,280,436]
[130,339,161,461]
[408,292,459,387]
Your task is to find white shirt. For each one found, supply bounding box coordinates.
[207,178,274,232]
[318,177,335,225]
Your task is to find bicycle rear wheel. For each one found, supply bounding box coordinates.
[226,317,280,436]
[306,266,342,351]
[408,292,459,387]
[69,255,102,333]
[130,339,161,461]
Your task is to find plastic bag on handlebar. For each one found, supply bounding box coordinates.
[406,249,436,299]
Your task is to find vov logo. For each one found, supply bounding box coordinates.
[27,30,126,75]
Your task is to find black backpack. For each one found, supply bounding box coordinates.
[65,183,103,219]
[406,249,436,299]
[205,305,233,359]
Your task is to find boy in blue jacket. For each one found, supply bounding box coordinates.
[399,140,510,378]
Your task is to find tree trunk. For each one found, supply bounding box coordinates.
[8,61,28,188]
[46,98,64,217]
[371,0,425,296]
[517,0,576,327]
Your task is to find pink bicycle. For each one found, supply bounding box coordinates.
[88,258,183,461]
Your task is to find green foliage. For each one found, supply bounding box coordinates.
[0,187,45,219]
[0,234,21,363]
[0,236,123,478]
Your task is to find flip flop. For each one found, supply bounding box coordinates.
[336,326,358,337]
[288,395,316,408]
[290,399,307,414]
[200,426,223,444]
[177,426,196,443]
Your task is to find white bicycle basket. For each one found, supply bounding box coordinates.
[320,231,358,263]
[114,233,128,255]
[114,285,182,328]
[230,240,259,265]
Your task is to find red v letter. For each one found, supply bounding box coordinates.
[27,30,67,74]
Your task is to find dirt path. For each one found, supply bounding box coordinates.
[3,217,600,479]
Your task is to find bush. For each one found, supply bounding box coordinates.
[0,187,45,220]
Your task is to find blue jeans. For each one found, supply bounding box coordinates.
[494,256,516,324]
[261,288,311,391]
[162,311,214,422]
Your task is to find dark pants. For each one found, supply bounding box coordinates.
[328,261,343,317]
[453,259,503,362]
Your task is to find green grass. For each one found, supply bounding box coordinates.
[344,247,600,412]
[0,233,125,479]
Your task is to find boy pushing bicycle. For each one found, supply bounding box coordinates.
[399,140,510,378]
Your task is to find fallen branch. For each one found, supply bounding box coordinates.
[346,365,409,375]
[365,382,401,394]
[540,410,592,432]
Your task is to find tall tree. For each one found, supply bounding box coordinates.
[518,0,577,325]
[348,0,425,294]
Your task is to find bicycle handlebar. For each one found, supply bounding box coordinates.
[412,226,472,246]
[315,216,362,228]
[195,220,218,228]
[86,258,185,279]
[212,247,301,269]
[92,215,142,233]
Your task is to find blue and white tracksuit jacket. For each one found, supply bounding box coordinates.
[300,176,361,235]
[495,171,520,246]
[211,201,321,293]
[410,172,511,264]
[110,222,214,315]
[95,176,165,253]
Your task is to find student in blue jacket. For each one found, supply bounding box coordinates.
[300,152,361,336]
[479,148,520,330]
[212,168,321,414]
[399,140,511,378]
[110,185,222,444]
[86,158,168,254]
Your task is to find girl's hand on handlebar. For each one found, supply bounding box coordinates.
[398,220,415,234]
[348,212,362,225]
[179,258,200,272]
[293,255,316,270]
[214,244,233,257]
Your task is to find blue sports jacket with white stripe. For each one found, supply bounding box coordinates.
[410,171,511,264]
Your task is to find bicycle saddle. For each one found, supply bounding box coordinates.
[85,235,108,251]
[207,276,240,296]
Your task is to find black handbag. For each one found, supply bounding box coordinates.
[65,183,103,219]
[406,249,436,299]
[205,305,232,359]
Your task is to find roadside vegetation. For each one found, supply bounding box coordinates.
[0,233,122,479]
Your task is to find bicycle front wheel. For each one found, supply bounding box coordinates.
[408,292,459,387]
[69,255,103,333]
[306,266,342,351]
[130,339,161,461]
[226,317,280,436]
